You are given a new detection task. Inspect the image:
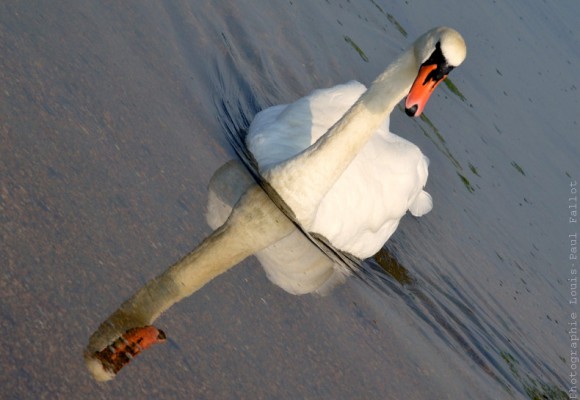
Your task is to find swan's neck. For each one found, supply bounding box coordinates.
[265,49,418,226]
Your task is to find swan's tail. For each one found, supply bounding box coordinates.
[84,326,166,381]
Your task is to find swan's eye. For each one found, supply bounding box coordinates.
[424,64,454,84]
[421,42,454,84]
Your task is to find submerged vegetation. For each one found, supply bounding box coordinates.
[444,78,467,102]
[344,36,369,62]
[368,0,407,37]
[500,351,568,399]
[457,172,475,193]
[511,161,526,176]
[420,113,447,145]
[468,162,480,176]
[405,110,480,193]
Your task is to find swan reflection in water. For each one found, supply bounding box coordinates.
[85,27,466,380]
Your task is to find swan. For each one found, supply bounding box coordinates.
[85,26,466,381]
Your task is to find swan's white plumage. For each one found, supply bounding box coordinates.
[209,27,466,295]
[247,81,432,258]
[211,81,433,294]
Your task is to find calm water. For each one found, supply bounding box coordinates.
[1,1,577,399]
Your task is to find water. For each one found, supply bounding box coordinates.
[1,1,577,398]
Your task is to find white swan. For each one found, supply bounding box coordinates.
[85,26,466,381]
[240,26,465,294]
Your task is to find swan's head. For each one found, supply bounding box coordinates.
[405,27,466,117]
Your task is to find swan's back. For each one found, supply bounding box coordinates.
[248,81,368,168]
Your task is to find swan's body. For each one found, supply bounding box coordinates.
[85,27,466,381]
[216,82,431,295]
[247,81,432,257]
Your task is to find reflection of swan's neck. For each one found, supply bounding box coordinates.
[86,186,295,354]
[264,50,417,226]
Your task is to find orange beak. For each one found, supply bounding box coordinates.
[405,64,447,117]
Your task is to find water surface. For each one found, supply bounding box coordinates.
[0,1,577,398]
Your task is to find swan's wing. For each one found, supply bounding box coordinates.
[408,154,432,216]
[309,134,430,257]
[408,190,433,217]
[246,81,367,169]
